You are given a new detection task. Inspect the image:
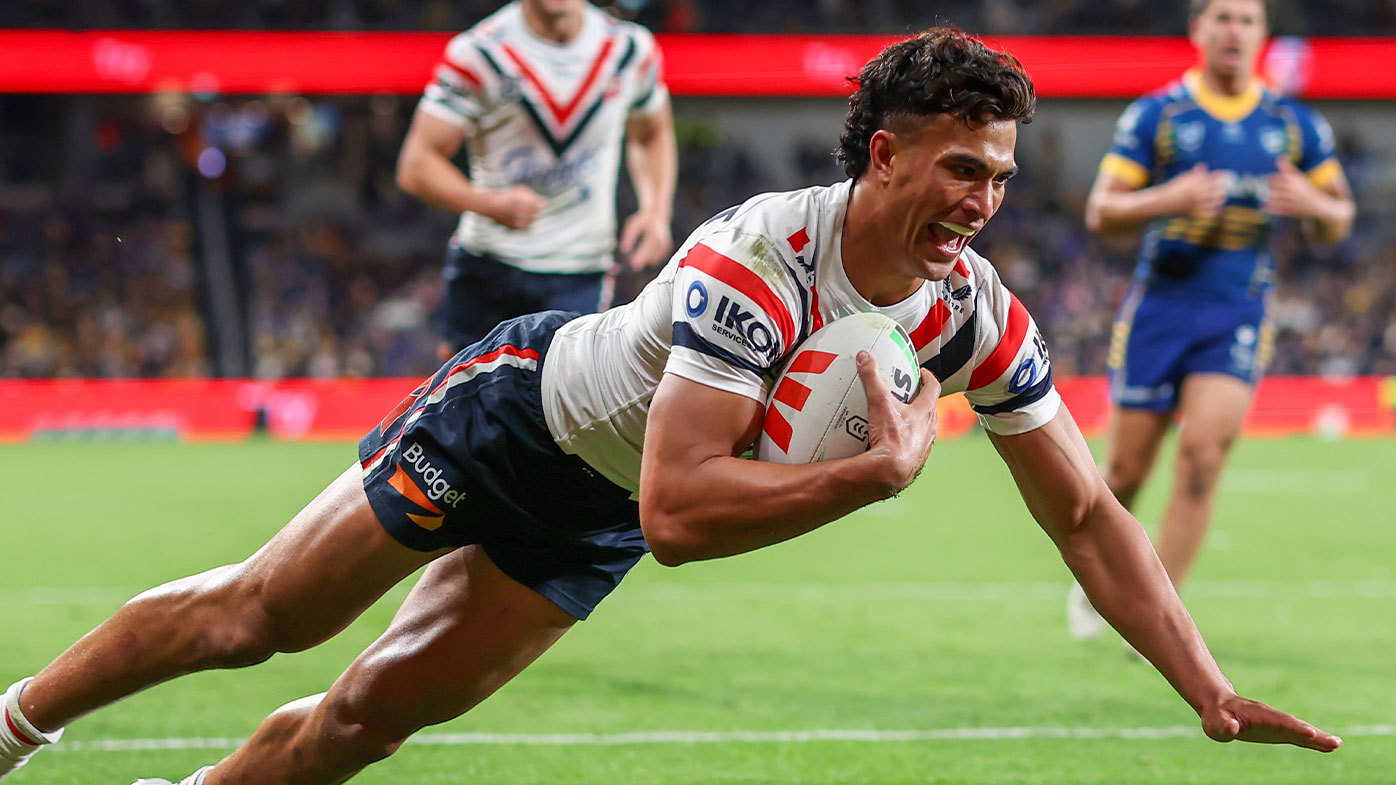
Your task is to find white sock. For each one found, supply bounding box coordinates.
[182,764,215,785]
[2,679,63,747]
[1,678,63,778]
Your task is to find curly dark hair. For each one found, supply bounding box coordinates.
[836,28,1037,180]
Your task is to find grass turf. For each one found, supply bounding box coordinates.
[2,435,1393,784]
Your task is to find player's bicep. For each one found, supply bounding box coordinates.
[987,406,1105,546]
[627,100,671,136]
[645,374,764,470]
[403,107,469,160]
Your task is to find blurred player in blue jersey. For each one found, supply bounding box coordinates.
[1068,0,1356,642]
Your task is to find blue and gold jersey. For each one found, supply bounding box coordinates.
[1101,69,1343,302]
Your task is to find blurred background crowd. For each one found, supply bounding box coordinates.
[6,0,1396,34]
[2,3,1394,380]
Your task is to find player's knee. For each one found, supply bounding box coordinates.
[1176,440,1227,498]
[318,689,416,768]
[1104,459,1147,505]
[176,566,325,667]
[116,566,277,669]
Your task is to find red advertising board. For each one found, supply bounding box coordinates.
[0,377,1390,443]
[0,31,1392,99]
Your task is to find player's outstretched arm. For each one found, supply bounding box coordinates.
[986,405,1341,753]
[638,354,938,566]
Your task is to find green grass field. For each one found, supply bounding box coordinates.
[3,435,1393,784]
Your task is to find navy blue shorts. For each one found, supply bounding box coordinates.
[359,310,646,620]
[439,246,611,351]
[1107,288,1273,411]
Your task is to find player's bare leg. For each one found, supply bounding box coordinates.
[1154,373,1252,588]
[1101,407,1173,510]
[191,545,574,785]
[1067,406,1172,640]
[11,466,447,737]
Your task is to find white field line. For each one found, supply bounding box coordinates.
[7,578,1396,607]
[54,724,1396,752]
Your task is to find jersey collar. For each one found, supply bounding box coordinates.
[1183,68,1264,123]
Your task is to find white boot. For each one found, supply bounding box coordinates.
[131,764,214,785]
[0,678,63,781]
[1066,582,1107,641]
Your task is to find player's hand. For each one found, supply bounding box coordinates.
[1263,157,1324,217]
[484,185,546,230]
[1165,162,1230,218]
[619,210,674,271]
[1200,694,1341,752]
[856,352,940,494]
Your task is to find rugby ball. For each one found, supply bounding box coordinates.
[754,312,921,464]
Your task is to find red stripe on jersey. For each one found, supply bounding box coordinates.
[953,258,969,278]
[762,406,794,453]
[968,294,1030,390]
[503,37,615,128]
[680,244,796,350]
[908,301,950,351]
[379,383,427,434]
[772,377,813,411]
[439,60,482,90]
[808,287,824,334]
[442,344,539,380]
[786,349,837,375]
[787,228,809,254]
[4,707,42,747]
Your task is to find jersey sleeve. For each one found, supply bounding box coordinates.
[624,25,669,118]
[1098,96,1163,190]
[663,226,803,403]
[1293,102,1343,189]
[419,33,492,131]
[961,266,1061,436]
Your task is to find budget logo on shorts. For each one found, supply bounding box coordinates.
[387,442,468,531]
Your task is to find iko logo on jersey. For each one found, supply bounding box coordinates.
[685,280,709,318]
[709,295,779,360]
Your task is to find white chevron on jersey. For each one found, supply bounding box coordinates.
[420,2,668,273]
[541,180,1061,493]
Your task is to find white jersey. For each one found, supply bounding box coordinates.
[421,2,668,273]
[541,180,1062,493]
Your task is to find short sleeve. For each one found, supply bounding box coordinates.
[1294,103,1343,189]
[1098,96,1162,189]
[419,33,491,131]
[664,229,802,403]
[962,268,1061,436]
[625,26,669,118]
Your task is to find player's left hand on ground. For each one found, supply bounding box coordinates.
[1200,694,1341,752]
[620,210,674,271]
[1263,157,1323,217]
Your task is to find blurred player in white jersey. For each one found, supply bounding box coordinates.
[2,29,1338,785]
[397,0,677,357]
